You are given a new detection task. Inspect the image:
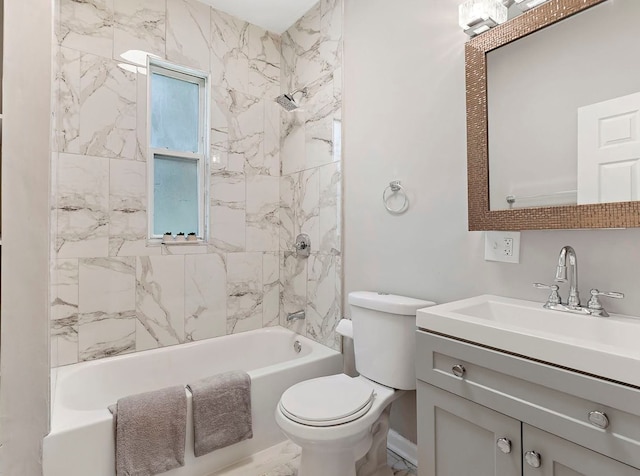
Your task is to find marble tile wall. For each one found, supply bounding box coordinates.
[279,0,343,351]
[51,0,342,365]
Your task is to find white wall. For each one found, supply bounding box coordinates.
[344,0,640,443]
[0,0,53,473]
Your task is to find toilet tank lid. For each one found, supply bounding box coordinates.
[348,291,436,315]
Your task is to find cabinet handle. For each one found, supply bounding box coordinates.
[452,364,466,378]
[588,410,610,429]
[525,451,542,468]
[496,438,511,454]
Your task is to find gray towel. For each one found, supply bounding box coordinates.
[108,385,187,476]
[186,371,253,457]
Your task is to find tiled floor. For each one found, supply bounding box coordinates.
[212,440,418,476]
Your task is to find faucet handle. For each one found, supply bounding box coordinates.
[533,283,562,307]
[587,289,624,317]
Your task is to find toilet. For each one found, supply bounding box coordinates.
[275,291,435,476]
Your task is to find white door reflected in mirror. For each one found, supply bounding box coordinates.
[577,91,640,205]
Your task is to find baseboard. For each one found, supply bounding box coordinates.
[387,429,417,467]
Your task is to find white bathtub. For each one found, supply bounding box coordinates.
[43,327,343,476]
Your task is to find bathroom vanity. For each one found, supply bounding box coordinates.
[415,295,640,475]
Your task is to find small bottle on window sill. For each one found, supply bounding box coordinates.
[175,232,186,242]
[187,232,197,242]
[163,232,173,242]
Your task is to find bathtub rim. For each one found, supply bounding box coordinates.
[48,326,342,436]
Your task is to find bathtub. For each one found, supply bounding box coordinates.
[43,327,343,476]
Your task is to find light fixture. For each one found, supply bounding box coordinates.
[514,0,550,11]
[459,0,508,37]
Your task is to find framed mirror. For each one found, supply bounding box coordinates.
[466,0,640,230]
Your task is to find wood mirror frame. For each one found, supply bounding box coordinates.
[466,0,640,231]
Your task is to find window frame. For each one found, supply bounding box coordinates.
[146,58,211,242]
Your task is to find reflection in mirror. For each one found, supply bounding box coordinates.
[487,0,640,211]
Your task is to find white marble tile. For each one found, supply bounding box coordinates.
[185,253,227,341]
[248,24,280,99]
[306,253,339,349]
[166,0,211,71]
[79,257,136,313]
[52,258,79,320]
[78,257,137,360]
[109,158,153,256]
[80,54,136,159]
[56,46,81,154]
[318,162,341,254]
[135,69,148,162]
[51,257,79,365]
[280,252,307,334]
[78,311,136,361]
[210,171,246,252]
[247,175,280,252]
[59,0,114,58]
[227,252,263,334]
[210,8,249,93]
[297,168,320,249]
[228,93,264,175]
[56,153,110,258]
[305,80,339,170]
[263,101,281,177]
[279,174,296,252]
[262,253,280,327]
[161,243,209,255]
[51,317,79,366]
[136,255,186,350]
[211,129,230,172]
[113,0,166,61]
[320,0,343,70]
[280,110,306,176]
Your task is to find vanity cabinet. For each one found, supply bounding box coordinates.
[416,330,640,476]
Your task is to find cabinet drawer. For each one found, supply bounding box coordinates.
[416,330,640,469]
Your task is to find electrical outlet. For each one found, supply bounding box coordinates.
[485,231,520,263]
[504,238,514,256]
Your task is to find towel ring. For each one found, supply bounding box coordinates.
[383,181,409,214]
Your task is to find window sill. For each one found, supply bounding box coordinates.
[148,238,207,246]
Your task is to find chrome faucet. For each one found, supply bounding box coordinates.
[533,245,625,317]
[555,245,580,307]
[286,310,306,322]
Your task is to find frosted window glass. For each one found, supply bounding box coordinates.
[151,72,200,152]
[153,156,199,236]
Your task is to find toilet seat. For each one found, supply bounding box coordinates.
[279,374,376,427]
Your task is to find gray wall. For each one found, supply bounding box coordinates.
[0,0,53,472]
[344,0,640,443]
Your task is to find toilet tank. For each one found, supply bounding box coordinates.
[349,292,435,390]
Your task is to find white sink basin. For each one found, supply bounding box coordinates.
[416,295,640,387]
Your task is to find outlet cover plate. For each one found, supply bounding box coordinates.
[485,231,521,264]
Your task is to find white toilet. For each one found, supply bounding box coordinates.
[276,291,435,476]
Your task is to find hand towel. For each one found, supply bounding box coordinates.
[109,385,187,476]
[186,371,253,457]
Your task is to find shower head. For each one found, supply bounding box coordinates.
[275,88,308,111]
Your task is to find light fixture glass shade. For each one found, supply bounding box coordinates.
[514,0,550,11]
[459,0,508,36]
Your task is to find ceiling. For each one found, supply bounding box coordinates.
[202,0,319,34]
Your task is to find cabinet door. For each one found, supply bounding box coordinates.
[417,381,522,476]
[522,424,640,476]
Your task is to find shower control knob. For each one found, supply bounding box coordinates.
[496,438,512,454]
[525,451,542,468]
[452,364,466,378]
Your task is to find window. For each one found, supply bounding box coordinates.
[148,60,209,240]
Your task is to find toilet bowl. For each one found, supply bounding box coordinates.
[276,292,435,476]
[276,375,402,476]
